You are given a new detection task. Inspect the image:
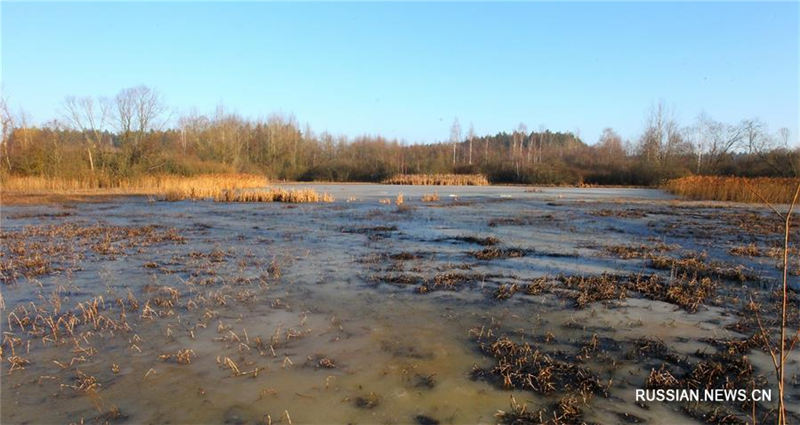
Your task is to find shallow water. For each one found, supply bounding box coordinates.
[1,185,798,424]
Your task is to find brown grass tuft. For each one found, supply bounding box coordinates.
[421,192,440,202]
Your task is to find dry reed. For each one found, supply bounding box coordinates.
[2,173,265,193]
[665,176,800,203]
[382,174,489,186]
[421,192,440,202]
[209,188,333,203]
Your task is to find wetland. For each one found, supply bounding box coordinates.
[1,184,799,425]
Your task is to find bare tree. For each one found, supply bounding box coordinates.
[514,123,527,175]
[114,85,166,146]
[0,96,14,171]
[778,127,790,148]
[63,95,111,172]
[467,123,475,165]
[484,132,489,165]
[638,101,683,166]
[741,118,768,154]
[596,128,625,166]
[113,86,166,165]
[692,112,745,173]
[450,117,461,166]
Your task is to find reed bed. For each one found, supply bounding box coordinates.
[664,176,800,203]
[2,174,267,195]
[382,173,489,186]
[211,188,334,203]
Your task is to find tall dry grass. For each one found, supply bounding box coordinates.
[211,188,334,203]
[665,176,800,203]
[1,174,267,195]
[382,174,489,186]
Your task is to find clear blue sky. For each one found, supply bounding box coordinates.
[2,1,798,145]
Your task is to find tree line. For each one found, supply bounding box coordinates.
[1,86,797,186]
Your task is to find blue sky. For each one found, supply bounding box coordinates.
[2,2,798,145]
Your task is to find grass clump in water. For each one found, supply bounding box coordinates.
[383,173,489,186]
[472,247,526,260]
[212,188,334,203]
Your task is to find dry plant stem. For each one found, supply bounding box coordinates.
[744,179,800,425]
[777,184,799,425]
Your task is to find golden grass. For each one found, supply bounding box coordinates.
[1,174,268,204]
[1,173,265,192]
[1,174,332,203]
[382,173,489,186]
[665,176,800,204]
[210,188,334,203]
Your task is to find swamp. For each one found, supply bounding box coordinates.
[1,184,799,424]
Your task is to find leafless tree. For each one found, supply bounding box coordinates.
[63,95,111,172]
[514,123,527,175]
[467,123,475,165]
[532,124,546,164]
[741,118,768,154]
[0,96,14,171]
[691,112,745,173]
[113,86,166,165]
[450,117,461,166]
[778,127,790,147]
[114,85,166,147]
[596,128,625,166]
[638,101,684,167]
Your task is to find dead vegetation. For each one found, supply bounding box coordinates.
[473,333,607,425]
[495,394,587,425]
[557,274,627,308]
[472,247,527,260]
[473,336,606,396]
[0,219,294,423]
[382,173,489,186]
[492,272,719,313]
[2,174,268,204]
[1,223,185,284]
[5,180,800,424]
[590,208,647,218]
[729,243,761,257]
[643,349,773,424]
[626,273,718,313]
[163,187,334,202]
[488,213,558,227]
[418,272,485,293]
[159,348,195,365]
[647,253,754,282]
[666,176,800,203]
[603,242,676,259]
[523,277,553,296]
[451,235,500,246]
[421,192,440,202]
[628,337,689,368]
